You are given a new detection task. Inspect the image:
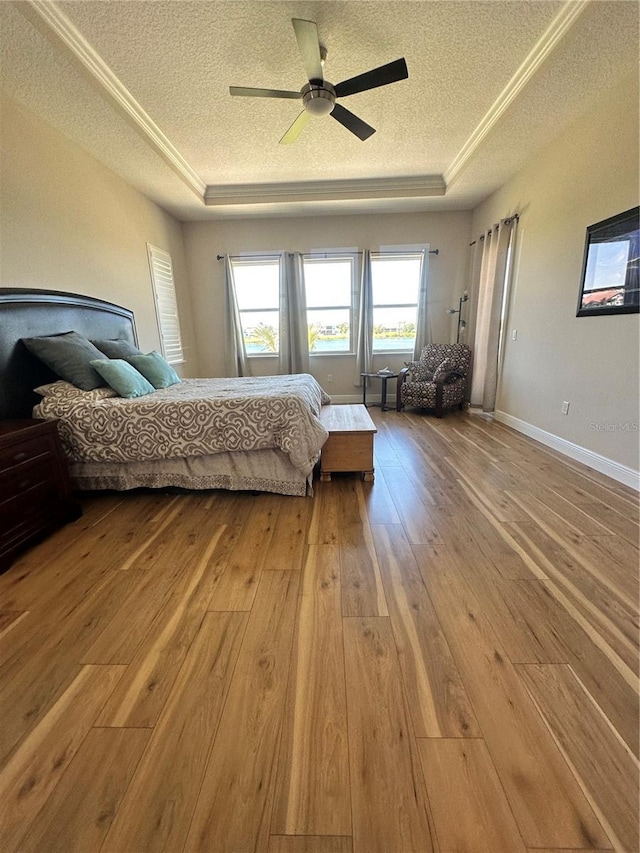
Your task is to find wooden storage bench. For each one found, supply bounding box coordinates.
[319,404,377,482]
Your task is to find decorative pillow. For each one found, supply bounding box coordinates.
[34,380,117,401]
[90,359,155,399]
[22,331,107,391]
[408,359,430,381]
[34,380,80,397]
[433,358,454,381]
[92,338,143,359]
[127,351,181,389]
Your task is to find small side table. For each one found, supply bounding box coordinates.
[360,372,399,412]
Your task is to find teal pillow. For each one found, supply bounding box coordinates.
[127,351,181,389]
[90,359,155,399]
[22,331,106,390]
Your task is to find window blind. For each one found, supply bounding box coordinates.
[147,244,184,364]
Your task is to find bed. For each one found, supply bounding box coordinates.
[0,289,329,496]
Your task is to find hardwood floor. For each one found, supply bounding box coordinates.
[0,410,638,853]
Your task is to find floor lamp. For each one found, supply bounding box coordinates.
[446,292,469,343]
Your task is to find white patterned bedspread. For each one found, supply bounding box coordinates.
[34,375,331,477]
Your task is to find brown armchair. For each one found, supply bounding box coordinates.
[396,343,471,417]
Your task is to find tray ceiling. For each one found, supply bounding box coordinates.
[1,1,637,219]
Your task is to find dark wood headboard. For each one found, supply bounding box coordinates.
[0,289,138,419]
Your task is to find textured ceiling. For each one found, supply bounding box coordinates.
[1,1,638,219]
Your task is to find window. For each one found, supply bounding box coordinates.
[231,257,280,355]
[576,206,639,316]
[147,244,184,364]
[370,252,423,352]
[303,255,354,353]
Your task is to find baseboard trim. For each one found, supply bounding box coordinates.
[329,394,396,406]
[494,410,640,491]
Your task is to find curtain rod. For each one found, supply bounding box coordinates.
[217,249,439,261]
[468,213,519,246]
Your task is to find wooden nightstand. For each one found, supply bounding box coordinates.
[0,419,81,573]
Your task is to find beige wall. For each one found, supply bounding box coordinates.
[472,72,639,473]
[6,68,636,475]
[0,95,197,375]
[183,211,472,398]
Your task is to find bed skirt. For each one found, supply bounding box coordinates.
[69,447,314,497]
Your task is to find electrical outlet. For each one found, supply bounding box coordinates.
[326,374,333,383]
[561,401,570,415]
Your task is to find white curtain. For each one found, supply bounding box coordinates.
[279,252,309,375]
[469,217,517,411]
[353,250,373,386]
[413,247,431,358]
[224,256,250,377]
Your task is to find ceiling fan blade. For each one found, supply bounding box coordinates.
[292,18,324,83]
[229,86,301,99]
[334,58,408,98]
[330,103,375,141]
[279,110,311,144]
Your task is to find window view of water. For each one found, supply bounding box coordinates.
[246,336,415,355]
[372,337,415,352]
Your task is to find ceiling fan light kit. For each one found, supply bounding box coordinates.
[301,82,336,117]
[229,18,408,144]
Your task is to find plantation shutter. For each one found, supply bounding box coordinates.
[147,244,184,364]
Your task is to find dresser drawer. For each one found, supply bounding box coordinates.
[0,510,56,557]
[0,433,53,472]
[0,470,59,526]
[0,419,81,572]
[0,455,58,502]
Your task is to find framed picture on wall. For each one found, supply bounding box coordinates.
[576,206,639,316]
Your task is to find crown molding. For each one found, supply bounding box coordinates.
[23,1,444,212]
[204,175,446,206]
[25,0,207,200]
[444,0,589,186]
[24,0,587,214]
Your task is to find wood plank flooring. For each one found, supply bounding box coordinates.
[0,409,638,853]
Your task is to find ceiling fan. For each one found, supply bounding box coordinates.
[229,18,408,144]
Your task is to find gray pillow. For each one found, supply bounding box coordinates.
[22,331,106,390]
[92,338,142,359]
